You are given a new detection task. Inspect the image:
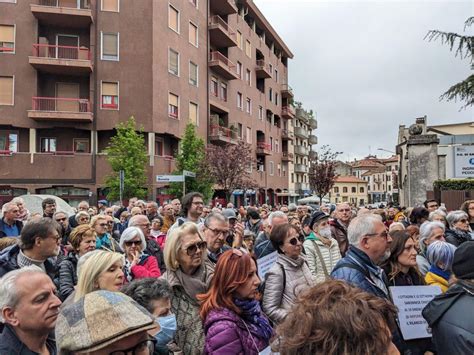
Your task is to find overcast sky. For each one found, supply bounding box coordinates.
[254,0,473,161]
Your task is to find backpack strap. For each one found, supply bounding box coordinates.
[332,262,370,279]
[311,240,330,280]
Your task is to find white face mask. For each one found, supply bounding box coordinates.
[318,226,332,238]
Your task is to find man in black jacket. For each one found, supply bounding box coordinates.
[423,241,474,354]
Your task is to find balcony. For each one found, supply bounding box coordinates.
[294,127,309,139]
[0,152,93,180]
[209,0,238,16]
[309,134,318,145]
[29,44,92,75]
[31,0,93,29]
[309,150,318,160]
[281,129,294,141]
[282,152,294,162]
[295,108,309,122]
[294,145,308,156]
[255,60,272,79]
[308,117,318,129]
[295,182,310,191]
[294,164,308,174]
[209,124,239,145]
[208,51,239,80]
[281,84,294,98]
[281,105,295,119]
[209,16,238,48]
[256,142,272,155]
[28,97,93,122]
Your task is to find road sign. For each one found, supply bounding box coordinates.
[156,175,184,183]
[183,170,196,178]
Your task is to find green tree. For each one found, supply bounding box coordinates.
[425,17,473,109]
[168,123,214,200]
[104,117,147,201]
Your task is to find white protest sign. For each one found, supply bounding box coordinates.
[390,285,442,340]
[257,251,278,279]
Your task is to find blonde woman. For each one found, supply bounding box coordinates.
[90,215,121,252]
[74,250,125,301]
[160,222,213,355]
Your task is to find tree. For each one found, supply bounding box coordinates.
[104,117,147,201]
[205,142,256,203]
[308,145,342,205]
[168,123,214,200]
[425,17,473,109]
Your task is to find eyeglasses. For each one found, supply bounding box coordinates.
[110,338,156,355]
[288,235,305,246]
[192,201,204,206]
[365,231,389,239]
[80,217,89,222]
[99,223,108,227]
[55,217,67,222]
[459,219,469,223]
[206,226,229,238]
[125,240,142,247]
[183,241,207,256]
[107,221,114,225]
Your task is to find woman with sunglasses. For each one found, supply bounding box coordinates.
[161,222,214,355]
[262,224,316,325]
[120,226,161,283]
[445,210,473,247]
[91,215,121,252]
[199,249,273,354]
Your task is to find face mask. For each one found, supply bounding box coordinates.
[318,226,332,238]
[154,314,177,352]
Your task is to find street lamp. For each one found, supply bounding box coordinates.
[377,148,395,154]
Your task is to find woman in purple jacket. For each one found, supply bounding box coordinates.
[199,249,273,354]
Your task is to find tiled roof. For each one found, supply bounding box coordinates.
[335,176,367,183]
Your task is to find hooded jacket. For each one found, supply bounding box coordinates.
[303,232,341,283]
[203,307,269,355]
[422,280,474,354]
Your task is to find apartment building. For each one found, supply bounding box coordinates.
[0,0,294,207]
[330,175,368,206]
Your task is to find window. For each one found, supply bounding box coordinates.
[269,64,273,75]
[246,161,253,173]
[155,139,164,156]
[245,69,251,86]
[189,61,198,86]
[168,49,179,76]
[351,187,356,193]
[220,83,227,101]
[246,98,251,114]
[168,93,179,119]
[189,22,198,47]
[189,0,198,7]
[275,139,279,153]
[168,5,179,33]
[0,76,14,105]
[269,88,272,102]
[258,106,263,120]
[275,93,278,105]
[237,92,243,109]
[236,31,243,49]
[236,61,242,79]
[210,77,218,97]
[73,139,89,153]
[343,187,348,193]
[101,32,119,60]
[0,0,17,3]
[245,40,251,57]
[0,132,18,152]
[0,25,15,53]
[101,0,119,12]
[269,161,274,176]
[275,69,279,83]
[334,187,339,193]
[246,127,251,144]
[360,187,365,193]
[238,123,243,139]
[189,102,198,126]
[40,138,56,153]
[101,81,119,109]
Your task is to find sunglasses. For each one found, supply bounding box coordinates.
[288,236,305,246]
[55,217,67,222]
[125,240,142,247]
[459,219,469,223]
[99,223,108,227]
[184,241,207,256]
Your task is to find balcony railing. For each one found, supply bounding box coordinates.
[281,105,295,118]
[38,0,90,9]
[257,142,271,150]
[281,83,294,97]
[282,152,294,161]
[209,125,238,140]
[32,44,91,60]
[209,51,235,70]
[209,15,236,36]
[32,97,91,112]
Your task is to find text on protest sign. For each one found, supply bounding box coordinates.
[257,251,278,279]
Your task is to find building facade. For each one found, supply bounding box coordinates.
[0,0,294,207]
[329,176,368,206]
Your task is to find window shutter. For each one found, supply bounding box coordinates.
[0,25,14,42]
[103,34,118,56]
[102,82,118,96]
[0,76,13,105]
[102,0,118,11]
[189,102,198,124]
[169,93,178,107]
[169,6,178,31]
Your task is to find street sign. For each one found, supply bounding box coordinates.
[183,170,196,178]
[156,175,184,182]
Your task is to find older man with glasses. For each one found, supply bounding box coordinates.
[202,212,231,270]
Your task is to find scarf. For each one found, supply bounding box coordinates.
[233,298,273,341]
[124,253,148,282]
[429,264,451,281]
[174,264,209,301]
[96,234,112,250]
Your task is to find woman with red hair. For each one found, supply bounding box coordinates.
[199,249,273,354]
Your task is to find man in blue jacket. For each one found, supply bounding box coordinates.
[0,202,23,238]
[331,214,392,299]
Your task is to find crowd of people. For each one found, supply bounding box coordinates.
[0,194,473,354]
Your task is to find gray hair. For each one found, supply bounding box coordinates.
[288,203,297,212]
[147,201,158,209]
[75,211,90,223]
[53,211,68,219]
[11,197,25,205]
[2,202,17,214]
[429,209,446,221]
[128,214,148,227]
[347,214,383,247]
[426,241,456,271]
[119,226,147,250]
[121,278,172,314]
[388,222,405,232]
[0,265,45,321]
[268,211,287,226]
[203,212,227,227]
[419,221,445,254]
[446,210,469,229]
